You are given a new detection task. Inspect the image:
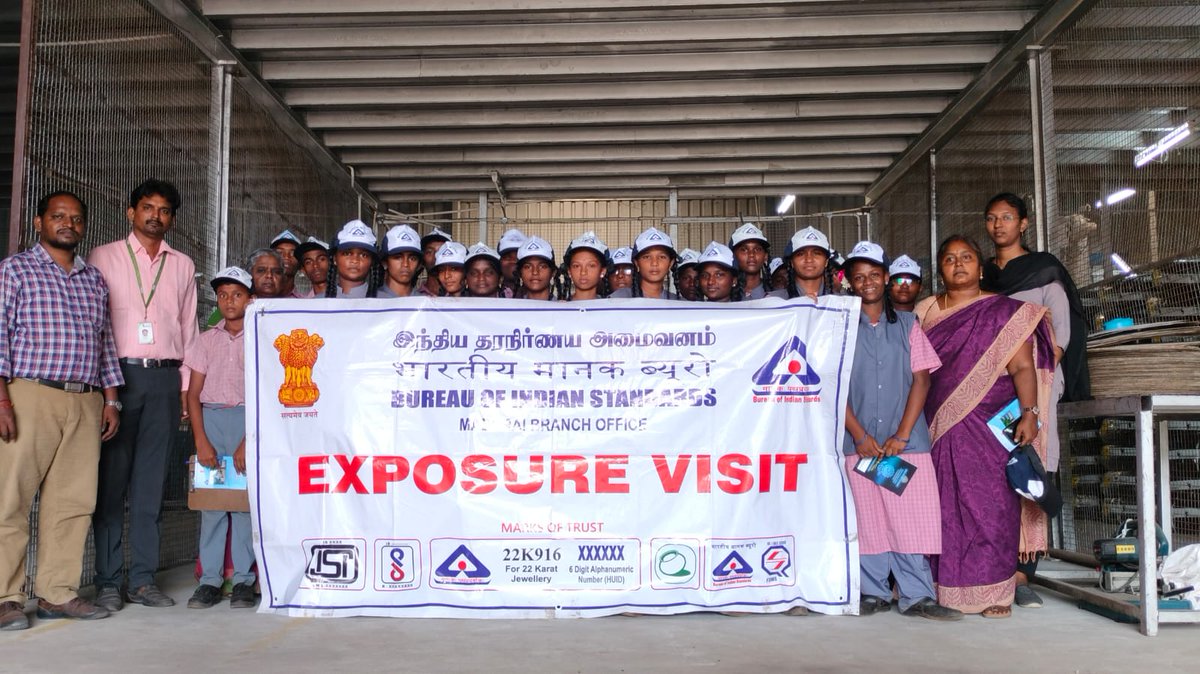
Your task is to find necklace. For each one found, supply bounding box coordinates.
[939,286,982,311]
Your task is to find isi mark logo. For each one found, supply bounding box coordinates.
[750,336,822,402]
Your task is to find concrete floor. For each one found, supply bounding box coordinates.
[5,564,1199,673]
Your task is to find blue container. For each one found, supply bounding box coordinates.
[1103,317,1134,331]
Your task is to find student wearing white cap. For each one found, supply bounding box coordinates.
[696,242,742,303]
[729,223,770,299]
[889,254,923,312]
[326,220,381,298]
[769,226,838,301]
[183,266,257,610]
[768,257,787,293]
[269,229,303,297]
[558,232,609,301]
[296,237,331,298]
[417,227,453,297]
[431,242,468,297]
[377,224,423,299]
[608,247,635,293]
[608,227,678,299]
[516,236,557,301]
[465,243,503,298]
[674,248,701,302]
[840,241,960,623]
[496,228,527,298]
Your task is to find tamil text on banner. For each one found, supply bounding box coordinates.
[245,296,861,618]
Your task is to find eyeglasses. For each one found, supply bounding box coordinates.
[985,213,1018,224]
[892,277,919,287]
[615,269,634,276]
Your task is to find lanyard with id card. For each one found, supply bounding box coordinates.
[126,242,167,345]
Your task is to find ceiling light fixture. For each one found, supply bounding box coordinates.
[1111,253,1136,277]
[1134,122,1191,168]
[776,194,795,215]
[1105,188,1136,205]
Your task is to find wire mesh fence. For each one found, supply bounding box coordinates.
[15,0,362,597]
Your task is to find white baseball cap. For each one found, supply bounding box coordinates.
[382,224,421,256]
[210,266,253,293]
[698,241,737,271]
[768,257,784,275]
[565,231,608,260]
[497,228,528,254]
[843,240,886,267]
[633,227,676,257]
[433,241,468,268]
[420,227,453,249]
[270,229,302,248]
[335,219,378,254]
[786,226,831,256]
[677,248,701,268]
[610,247,633,266]
[466,242,501,264]
[889,254,922,279]
[729,223,769,249]
[518,236,555,263]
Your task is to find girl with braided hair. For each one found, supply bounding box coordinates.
[608,227,679,299]
[558,231,609,301]
[431,242,468,297]
[377,224,423,298]
[325,220,382,298]
[516,236,557,301]
[729,223,771,299]
[695,242,744,303]
[769,226,839,301]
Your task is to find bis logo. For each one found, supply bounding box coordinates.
[653,543,698,587]
[711,550,754,587]
[433,544,492,587]
[750,336,822,399]
[301,539,365,590]
[274,328,325,408]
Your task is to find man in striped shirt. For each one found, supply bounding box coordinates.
[0,192,123,631]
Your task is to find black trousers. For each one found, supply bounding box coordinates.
[92,363,181,589]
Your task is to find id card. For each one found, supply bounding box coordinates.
[137,321,155,345]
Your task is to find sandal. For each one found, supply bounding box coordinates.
[981,604,1012,619]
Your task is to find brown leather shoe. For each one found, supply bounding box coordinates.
[35,597,111,620]
[0,601,30,631]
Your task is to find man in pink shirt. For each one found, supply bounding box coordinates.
[88,179,200,611]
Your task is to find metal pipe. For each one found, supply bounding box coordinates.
[7,0,35,255]
[208,62,234,273]
[928,150,939,293]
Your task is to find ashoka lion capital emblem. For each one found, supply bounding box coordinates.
[274,328,324,408]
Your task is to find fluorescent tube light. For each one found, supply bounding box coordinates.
[1134,122,1191,168]
[1111,253,1134,276]
[1105,188,1136,205]
[776,194,795,215]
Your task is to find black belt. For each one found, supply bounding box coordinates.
[120,358,183,369]
[22,378,99,394]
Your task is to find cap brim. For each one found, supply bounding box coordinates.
[337,241,378,255]
[296,242,329,257]
[384,245,421,256]
[210,278,251,292]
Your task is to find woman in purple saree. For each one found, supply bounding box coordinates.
[915,235,1055,618]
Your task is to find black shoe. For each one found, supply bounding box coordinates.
[126,584,176,607]
[95,584,124,612]
[1015,584,1044,608]
[901,597,963,621]
[0,601,29,631]
[187,584,222,609]
[859,596,892,616]
[35,597,110,620]
[229,583,257,609]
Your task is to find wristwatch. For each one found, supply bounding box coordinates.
[105,400,123,412]
[1021,405,1039,416]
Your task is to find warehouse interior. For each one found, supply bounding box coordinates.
[4,0,1200,650]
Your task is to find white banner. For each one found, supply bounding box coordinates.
[245,296,861,618]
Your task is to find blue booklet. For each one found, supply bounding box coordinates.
[987,398,1040,450]
[192,456,247,490]
[853,455,916,496]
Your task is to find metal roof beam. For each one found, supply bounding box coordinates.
[232,11,1032,50]
[353,156,894,179]
[322,119,927,148]
[203,0,860,17]
[260,44,998,82]
[375,185,868,202]
[304,98,950,129]
[866,0,1100,203]
[338,138,911,164]
[366,171,879,192]
[283,72,975,106]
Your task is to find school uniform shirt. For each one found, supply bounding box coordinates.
[607,287,679,300]
[183,319,245,407]
[336,284,370,299]
[844,310,942,555]
[745,284,767,300]
[88,233,200,387]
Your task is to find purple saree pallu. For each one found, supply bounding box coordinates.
[920,295,1054,613]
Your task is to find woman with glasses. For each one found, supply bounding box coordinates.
[888,255,923,312]
[980,191,1091,610]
